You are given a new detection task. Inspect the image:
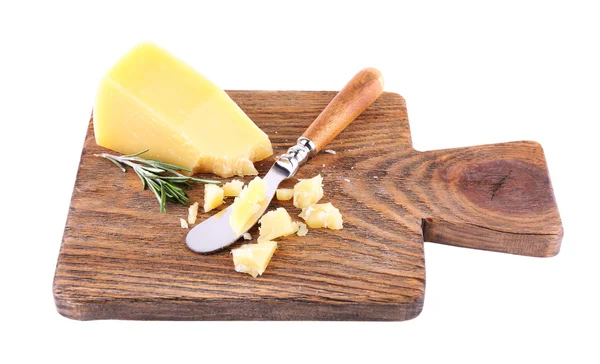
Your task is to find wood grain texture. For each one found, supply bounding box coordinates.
[53,91,563,321]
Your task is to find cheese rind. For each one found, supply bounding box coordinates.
[258,208,299,243]
[93,42,273,177]
[293,175,324,208]
[298,202,343,230]
[232,241,278,278]
[230,177,267,234]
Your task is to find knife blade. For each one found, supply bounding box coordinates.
[186,67,384,253]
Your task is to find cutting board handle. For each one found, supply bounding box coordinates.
[302,68,384,152]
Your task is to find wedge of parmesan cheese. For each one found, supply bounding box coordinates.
[93,42,273,177]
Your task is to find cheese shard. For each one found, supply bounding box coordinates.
[230,177,267,234]
[276,188,294,201]
[222,180,244,197]
[204,184,224,212]
[296,222,308,236]
[232,241,278,278]
[188,202,199,225]
[258,208,299,243]
[293,175,324,208]
[93,42,273,177]
[298,202,343,229]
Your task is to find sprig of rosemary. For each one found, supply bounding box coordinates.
[95,149,219,212]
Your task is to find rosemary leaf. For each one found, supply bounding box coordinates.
[96,149,220,212]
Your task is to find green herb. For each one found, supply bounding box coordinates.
[95,149,219,212]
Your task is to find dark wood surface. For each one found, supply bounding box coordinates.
[53,91,563,321]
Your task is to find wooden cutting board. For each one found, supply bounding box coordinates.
[53,91,563,321]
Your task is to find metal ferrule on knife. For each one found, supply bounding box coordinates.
[275,137,317,178]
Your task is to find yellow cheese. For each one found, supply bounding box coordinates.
[204,184,224,212]
[180,218,189,229]
[187,202,199,224]
[293,175,324,208]
[93,43,273,177]
[232,241,277,278]
[229,177,267,234]
[298,202,343,229]
[258,208,299,243]
[296,222,308,236]
[222,180,244,197]
[276,188,294,201]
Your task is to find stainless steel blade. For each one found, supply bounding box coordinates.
[186,137,316,253]
[185,165,288,253]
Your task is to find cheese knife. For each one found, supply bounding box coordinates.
[186,68,384,253]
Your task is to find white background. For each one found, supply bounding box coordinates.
[1,1,598,363]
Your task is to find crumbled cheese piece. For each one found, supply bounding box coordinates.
[374,176,378,179]
[324,149,336,154]
[242,232,252,240]
[258,207,299,243]
[276,188,294,201]
[299,202,343,230]
[188,202,199,224]
[180,218,189,229]
[204,184,225,212]
[296,222,308,236]
[232,241,277,278]
[292,174,324,209]
[344,178,351,182]
[230,177,267,234]
[222,179,244,197]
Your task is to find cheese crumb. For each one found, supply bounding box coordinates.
[188,202,199,224]
[299,202,343,230]
[232,241,278,278]
[230,177,267,234]
[324,149,336,154]
[180,218,189,229]
[292,174,324,208]
[242,232,252,240]
[222,180,244,197]
[258,207,299,243]
[204,184,225,212]
[296,222,308,236]
[344,178,351,182]
[276,188,294,201]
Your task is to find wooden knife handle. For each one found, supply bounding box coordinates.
[302,68,384,152]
